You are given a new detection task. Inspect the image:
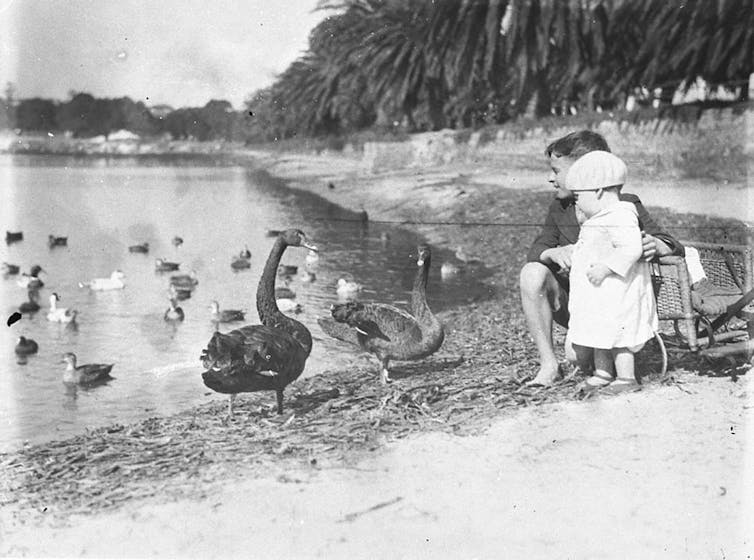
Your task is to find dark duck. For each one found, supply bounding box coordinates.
[62,352,114,385]
[318,244,444,384]
[200,229,318,418]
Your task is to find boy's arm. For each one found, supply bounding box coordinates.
[625,194,685,257]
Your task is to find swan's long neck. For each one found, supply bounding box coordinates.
[256,238,313,355]
[411,253,434,322]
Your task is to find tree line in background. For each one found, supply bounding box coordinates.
[0,84,246,142]
[1,0,751,144]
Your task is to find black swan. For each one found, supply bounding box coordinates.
[200,229,318,417]
[62,352,114,384]
[318,244,444,384]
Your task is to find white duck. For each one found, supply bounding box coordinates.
[79,270,126,290]
[305,249,319,267]
[276,297,303,314]
[47,292,78,323]
[336,278,362,299]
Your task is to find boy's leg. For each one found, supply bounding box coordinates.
[520,262,568,386]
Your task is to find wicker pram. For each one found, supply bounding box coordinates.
[651,241,754,359]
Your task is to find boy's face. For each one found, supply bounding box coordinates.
[548,154,576,200]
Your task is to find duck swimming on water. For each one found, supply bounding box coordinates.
[17,265,44,289]
[129,242,149,253]
[48,235,68,248]
[209,300,246,323]
[6,231,23,244]
[164,298,185,322]
[62,352,114,385]
[2,262,20,275]
[155,258,180,272]
[231,256,251,270]
[47,293,78,323]
[79,270,126,290]
[15,336,38,355]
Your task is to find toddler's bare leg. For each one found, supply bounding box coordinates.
[593,348,615,381]
[611,347,636,384]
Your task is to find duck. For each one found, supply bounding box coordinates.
[297,267,316,283]
[278,264,298,277]
[276,298,302,314]
[164,298,185,322]
[231,256,251,270]
[2,262,20,275]
[305,249,319,267]
[47,292,78,323]
[15,336,38,355]
[48,235,68,248]
[454,245,485,268]
[5,231,23,244]
[18,290,41,313]
[155,258,180,272]
[61,352,114,385]
[172,236,184,248]
[169,283,192,301]
[319,244,444,384]
[274,277,296,300]
[169,270,199,289]
[129,242,149,253]
[239,245,251,259]
[336,278,362,299]
[200,229,318,418]
[79,270,126,290]
[440,261,461,278]
[209,300,246,323]
[17,265,45,289]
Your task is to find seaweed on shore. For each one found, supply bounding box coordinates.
[2,293,740,521]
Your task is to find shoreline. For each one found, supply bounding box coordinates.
[2,146,753,558]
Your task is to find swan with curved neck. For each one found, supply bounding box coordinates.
[200,229,318,418]
[319,243,444,384]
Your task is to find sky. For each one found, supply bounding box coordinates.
[0,0,327,109]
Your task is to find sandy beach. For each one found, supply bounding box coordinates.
[2,138,752,559]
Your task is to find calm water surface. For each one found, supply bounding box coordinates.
[0,154,493,451]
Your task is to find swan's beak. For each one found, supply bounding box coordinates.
[302,241,318,252]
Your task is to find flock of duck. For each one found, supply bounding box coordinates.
[5,227,448,420]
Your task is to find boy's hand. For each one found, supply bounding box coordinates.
[586,263,612,286]
[541,245,574,271]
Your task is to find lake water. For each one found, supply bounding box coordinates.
[0,154,494,451]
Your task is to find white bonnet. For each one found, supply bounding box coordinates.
[565,150,627,191]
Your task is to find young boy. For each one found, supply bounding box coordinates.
[565,151,658,393]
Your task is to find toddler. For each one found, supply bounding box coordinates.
[565,151,658,393]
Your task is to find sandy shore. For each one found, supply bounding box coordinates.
[1,146,752,558]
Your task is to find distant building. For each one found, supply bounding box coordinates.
[150,104,174,119]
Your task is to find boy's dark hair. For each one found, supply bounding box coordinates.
[545,130,610,159]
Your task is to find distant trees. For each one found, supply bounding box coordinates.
[0,90,244,141]
[245,0,752,139]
